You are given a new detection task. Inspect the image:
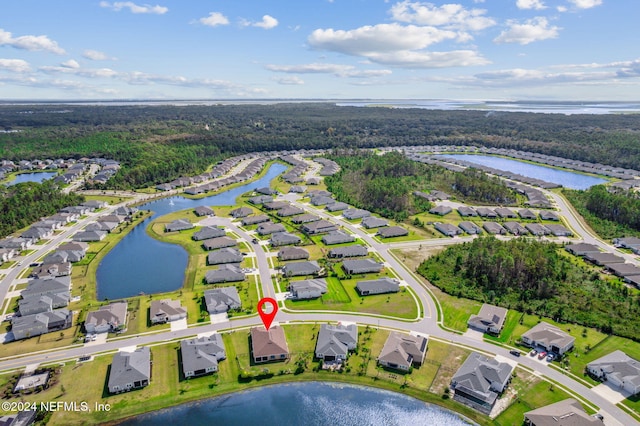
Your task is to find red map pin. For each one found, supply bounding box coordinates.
[257,297,278,330]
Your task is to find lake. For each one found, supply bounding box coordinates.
[96,163,287,300]
[7,171,57,185]
[117,382,474,426]
[438,154,607,190]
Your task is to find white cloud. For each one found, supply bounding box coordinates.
[252,15,279,30]
[266,62,393,78]
[99,1,168,15]
[61,59,80,69]
[82,49,115,61]
[199,12,230,27]
[366,50,490,68]
[389,1,496,31]
[557,6,568,12]
[567,0,602,9]
[39,65,119,79]
[516,0,546,10]
[274,76,305,85]
[0,59,30,73]
[0,29,65,54]
[493,17,560,45]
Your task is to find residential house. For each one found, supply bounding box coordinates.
[42,251,69,265]
[202,236,237,251]
[361,217,388,229]
[606,262,640,278]
[539,211,560,221]
[342,209,371,220]
[565,243,600,256]
[301,220,338,235]
[282,261,321,277]
[204,287,241,314]
[56,241,88,262]
[457,206,478,217]
[204,264,245,284]
[207,248,244,265]
[521,322,575,356]
[450,352,514,414]
[85,301,128,334]
[476,207,497,218]
[263,201,289,210]
[586,350,640,395]
[289,279,327,300]
[525,223,550,236]
[277,247,309,261]
[255,187,277,195]
[356,278,399,295]
[584,252,625,266]
[21,227,52,241]
[545,224,573,237]
[29,262,71,279]
[230,207,253,218]
[289,185,307,194]
[180,335,226,378]
[315,324,358,364]
[328,245,368,259]
[524,399,603,426]
[257,223,286,236]
[85,222,117,233]
[249,195,273,205]
[429,205,452,216]
[270,232,302,247]
[434,223,461,237]
[322,231,355,245]
[150,299,187,324]
[291,214,320,224]
[458,221,482,235]
[326,202,349,212]
[72,230,106,242]
[194,206,215,217]
[378,332,428,371]
[165,219,194,232]
[250,326,290,363]
[107,347,151,394]
[468,304,508,335]
[0,237,32,250]
[310,195,335,206]
[277,206,304,217]
[518,209,537,220]
[495,207,517,218]
[241,215,270,226]
[20,277,70,299]
[503,222,529,236]
[192,226,226,241]
[343,259,384,275]
[377,226,409,238]
[11,309,72,340]
[82,200,108,209]
[613,237,640,249]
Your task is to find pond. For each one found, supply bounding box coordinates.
[96,163,287,300]
[6,171,57,185]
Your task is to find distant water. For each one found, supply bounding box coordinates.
[7,172,57,185]
[438,154,607,190]
[117,382,474,426]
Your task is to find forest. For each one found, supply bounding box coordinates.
[0,181,85,237]
[324,151,518,220]
[417,237,640,341]
[2,103,640,189]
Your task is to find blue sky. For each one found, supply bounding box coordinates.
[0,0,637,100]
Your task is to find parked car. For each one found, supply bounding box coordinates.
[530,349,538,356]
[538,351,547,360]
[509,349,521,357]
[546,354,555,362]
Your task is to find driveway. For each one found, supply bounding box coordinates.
[592,383,631,405]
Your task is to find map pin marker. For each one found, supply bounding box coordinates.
[257,297,278,331]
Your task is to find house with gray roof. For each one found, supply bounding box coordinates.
[310,195,335,206]
[613,237,640,249]
[241,214,270,226]
[301,220,338,235]
[291,214,320,224]
[361,217,388,229]
[521,322,575,355]
[457,206,478,217]
[450,352,514,414]
[21,277,70,299]
[606,262,640,278]
[207,247,244,265]
[518,209,537,220]
[344,259,384,275]
[315,323,358,364]
[539,211,560,221]
[251,326,290,363]
[525,223,550,236]
[42,251,69,265]
[194,206,215,217]
[378,332,428,371]
[342,209,371,220]
[21,227,52,241]
[204,287,241,314]
[277,206,304,217]
[289,279,327,300]
[326,202,349,212]
[257,223,286,236]
[277,246,309,261]
[230,207,253,218]
[586,350,640,395]
[468,304,508,335]
[289,185,306,193]
[150,299,187,324]
[108,347,150,394]
[476,207,497,218]
[270,232,302,247]
[356,277,399,295]
[429,205,452,216]
[256,187,277,195]
[377,226,409,238]
[204,264,245,284]
[165,218,194,233]
[524,398,603,426]
[192,226,226,241]
[503,221,529,236]
[181,335,226,378]
[584,252,625,266]
[263,201,289,211]
[322,231,355,245]
[545,224,573,237]
[30,262,71,279]
[495,207,517,218]
[482,222,506,235]
[282,261,321,277]
[458,221,482,235]
[85,301,128,334]
[19,295,55,316]
[202,236,237,251]
[328,245,368,259]
[85,221,117,233]
[565,243,600,256]
[72,230,106,242]
[11,309,72,340]
[434,223,461,237]
[249,195,273,205]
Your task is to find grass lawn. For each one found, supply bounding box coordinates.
[427,339,471,395]
[566,335,640,386]
[84,194,132,205]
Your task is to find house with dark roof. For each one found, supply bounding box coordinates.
[476,207,497,218]
[468,304,508,335]
[257,223,286,236]
[495,207,517,218]
[289,279,327,299]
[73,230,106,242]
[108,347,150,394]
[326,202,349,212]
[181,335,226,378]
[202,236,237,251]
[518,209,537,220]
[434,223,461,237]
[277,246,309,261]
[613,237,640,249]
[251,326,290,363]
[29,262,71,279]
[310,195,335,206]
[606,262,640,278]
[194,206,215,217]
[503,221,529,235]
[230,207,253,218]
[282,261,321,277]
[150,299,187,324]
[207,247,243,265]
[11,309,72,340]
[204,264,245,284]
[289,185,306,193]
[241,215,271,226]
[322,231,355,245]
[378,332,428,371]
[457,206,478,217]
[565,243,600,256]
[521,322,575,355]
[361,217,388,229]
[524,398,603,426]
[328,245,368,259]
[458,221,482,235]
[545,224,573,237]
[450,352,514,414]
[277,206,304,217]
[249,195,273,205]
[342,209,371,220]
[291,214,320,224]
[192,226,226,241]
[356,277,399,295]
[263,201,289,211]
[301,220,338,235]
[165,219,194,232]
[539,211,560,221]
[429,205,452,216]
[377,226,409,238]
[584,252,625,266]
[525,223,550,236]
[270,232,302,247]
[204,287,241,313]
[256,187,277,195]
[343,259,383,275]
[315,324,358,365]
[586,350,640,395]
[85,301,128,334]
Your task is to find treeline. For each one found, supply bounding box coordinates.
[453,168,516,204]
[417,237,640,340]
[0,181,84,237]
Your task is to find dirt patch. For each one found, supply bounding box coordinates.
[429,346,469,395]
[393,246,446,272]
[491,386,518,419]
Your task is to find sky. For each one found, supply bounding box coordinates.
[0,0,638,101]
